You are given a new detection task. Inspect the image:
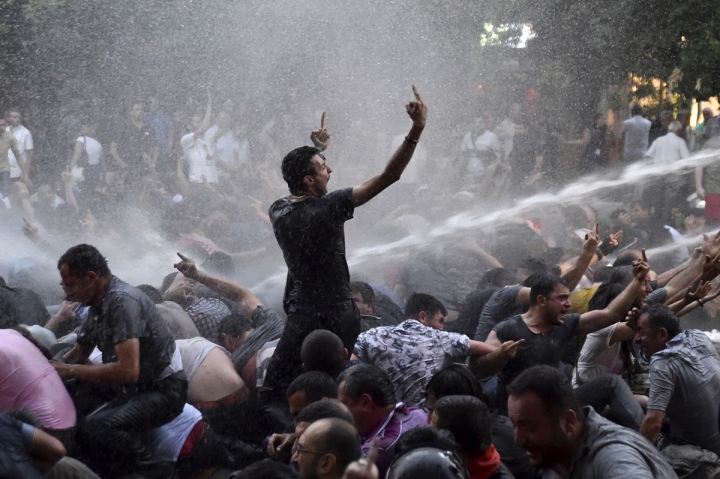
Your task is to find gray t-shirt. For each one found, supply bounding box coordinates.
[560,407,677,478]
[474,285,524,341]
[648,329,720,455]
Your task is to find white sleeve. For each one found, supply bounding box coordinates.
[180,133,195,151]
[24,131,33,150]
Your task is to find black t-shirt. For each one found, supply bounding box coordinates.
[77,276,177,384]
[494,313,580,413]
[114,120,156,179]
[474,285,525,341]
[270,188,355,307]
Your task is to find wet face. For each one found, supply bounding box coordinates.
[7,111,21,127]
[508,392,572,469]
[59,264,98,304]
[634,313,667,357]
[422,311,446,331]
[353,292,374,315]
[542,284,572,324]
[309,154,331,196]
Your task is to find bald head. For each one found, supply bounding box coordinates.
[301,418,362,477]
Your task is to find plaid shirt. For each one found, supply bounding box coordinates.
[186,298,231,342]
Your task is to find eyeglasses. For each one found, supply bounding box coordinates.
[296,443,328,456]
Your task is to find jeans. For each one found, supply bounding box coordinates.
[262,300,361,402]
[0,171,10,197]
[574,374,644,430]
[75,375,187,475]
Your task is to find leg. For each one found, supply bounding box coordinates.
[574,374,644,430]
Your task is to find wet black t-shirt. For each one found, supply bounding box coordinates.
[494,313,580,413]
[269,188,355,307]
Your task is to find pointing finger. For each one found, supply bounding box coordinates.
[594,222,599,236]
[177,252,190,262]
[641,249,648,263]
[320,111,326,130]
[22,217,32,227]
[412,85,423,103]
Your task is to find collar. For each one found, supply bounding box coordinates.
[364,402,407,442]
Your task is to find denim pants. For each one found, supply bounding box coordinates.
[575,374,644,430]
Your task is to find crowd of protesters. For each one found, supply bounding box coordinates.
[4,86,720,479]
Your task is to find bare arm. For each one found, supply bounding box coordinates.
[562,223,601,291]
[662,255,705,299]
[53,338,140,384]
[696,166,706,198]
[174,252,262,316]
[44,301,79,334]
[639,409,664,444]
[69,140,83,170]
[469,339,523,379]
[576,252,649,335]
[28,427,66,472]
[352,86,427,207]
[655,255,693,288]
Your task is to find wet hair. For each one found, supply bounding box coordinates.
[57,244,111,278]
[232,459,298,479]
[160,272,179,292]
[6,409,43,429]
[529,273,567,303]
[338,364,396,407]
[136,284,163,304]
[394,427,458,456]
[350,281,375,305]
[286,371,338,401]
[477,268,515,289]
[640,303,680,339]
[301,329,346,376]
[296,398,354,425]
[631,104,642,116]
[405,293,447,319]
[217,312,253,339]
[507,365,584,422]
[425,364,486,405]
[434,395,492,453]
[613,251,641,267]
[312,418,362,470]
[587,266,634,311]
[281,145,321,195]
[521,272,546,288]
[518,254,550,276]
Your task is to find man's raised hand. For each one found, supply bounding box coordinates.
[632,249,650,282]
[310,111,331,151]
[405,85,427,129]
[583,222,601,255]
[174,252,199,280]
[343,437,379,479]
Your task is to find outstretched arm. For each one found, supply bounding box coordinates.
[174,252,262,316]
[352,86,427,207]
[562,223,601,291]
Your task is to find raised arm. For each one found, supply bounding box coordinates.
[575,251,649,335]
[696,166,706,199]
[561,223,601,291]
[351,86,427,207]
[174,252,262,316]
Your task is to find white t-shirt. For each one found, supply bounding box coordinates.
[646,132,691,165]
[151,403,203,462]
[76,136,102,166]
[6,125,33,178]
[573,323,624,386]
[181,132,218,183]
[204,126,249,175]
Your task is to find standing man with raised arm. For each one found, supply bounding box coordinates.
[264,87,427,401]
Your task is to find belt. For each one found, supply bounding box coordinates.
[191,387,249,410]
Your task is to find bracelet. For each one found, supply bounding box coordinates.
[697,299,704,308]
[405,136,420,145]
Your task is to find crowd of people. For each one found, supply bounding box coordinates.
[4,85,720,479]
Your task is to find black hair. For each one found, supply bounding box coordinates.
[281,146,321,195]
[507,365,584,421]
[232,459,298,479]
[425,364,486,406]
[477,268,515,289]
[160,272,179,293]
[587,266,635,312]
[631,104,642,116]
[613,251,641,267]
[136,284,163,304]
[312,418,363,470]
[434,395,492,453]
[518,254,550,277]
[405,293,447,319]
[350,281,375,304]
[57,244,111,278]
[217,312,253,339]
[337,364,396,407]
[301,329,346,376]
[286,371,338,401]
[394,427,458,456]
[640,303,680,339]
[296,398,354,425]
[529,273,567,304]
[6,409,43,429]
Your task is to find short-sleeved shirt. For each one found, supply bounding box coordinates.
[622,115,651,162]
[561,407,677,478]
[270,187,355,306]
[474,285,525,341]
[494,313,581,412]
[0,329,76,430]
[144,110,175,153]
[0,414,43,479]
[0,131,19,174]
[354,319,471,406]
[185,297,230,342]
[77,276,177,384]
[6,125,33,178]
[647,329,720,455]
[114,120,156,179]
